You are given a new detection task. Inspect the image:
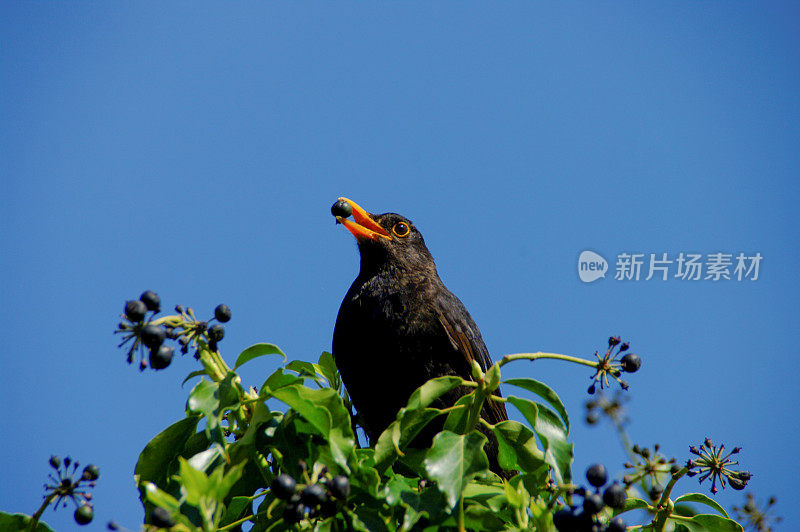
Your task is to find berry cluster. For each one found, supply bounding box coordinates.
[42,455,100,526]
[686,438,751,494]
[734,493,781,532]
[585,391,628,427]
[271,464,351,525]
[553,464,628,532]
[622,443,678,500]
[115,290,231,371]
[587,336,641,395]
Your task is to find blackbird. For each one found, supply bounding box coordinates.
[331,197,510,477]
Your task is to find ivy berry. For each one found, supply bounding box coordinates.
[586,463,608,488]
[271,474,297,500]
[140,290,161,312]
[214,304,232,323]
[329,475,350,499]
[149,345,174,370]
[124,300,147,322]
[621,353,642,373]
[331,199,353,218]
[140,324,166,350]
[74,504,93,525]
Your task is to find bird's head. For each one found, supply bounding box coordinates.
[332,197,435,276]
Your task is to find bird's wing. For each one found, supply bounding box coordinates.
[435,290,508,424]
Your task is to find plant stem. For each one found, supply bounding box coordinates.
[651,467,688,531]
[28,492,58,532]
[457,496,466,532]
[500,352,598,369]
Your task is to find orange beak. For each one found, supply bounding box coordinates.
[335,197,392,242]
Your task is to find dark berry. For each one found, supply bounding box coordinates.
[150,507,175,528]
[74,505,93,525]
[621,353,641,373]
[649,486,663,501]
[586,463,607,487]
[583,493,604,515]
[140,290,161,312]
[602,482,627,510]
[329,475,350,499]
[214,304,232,323]
[619,342,629,352]
[301,483,328,507]
[49,455,61,469]
[282,503,305,524]
[607,517,627,532]
[140,324,166,349]
[331,199,353,218]
[552,508,576,531]
[150,345,174,370]
[82,464,100,481]
[271,474,297,500]
[729,476,747,490]
[608,336,621,347]
[208,324,225,342]
[125,300,147,322]
[107,521,119,530]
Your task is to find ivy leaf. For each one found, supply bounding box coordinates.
[317,351,340,389]
[234,343,286,369]
[674,493,730,518]
[182,369,208,387]
[186,379,222,430]
[503,378,570,434]
[134,416,200,495]
[507,396,573,484]
[405,376,464,410]
[491,420,546,473]
[0,513,56,532]
[668,514,744,532]
[374,407,441,471]
[424,431,490,508]
[260,367,304,394]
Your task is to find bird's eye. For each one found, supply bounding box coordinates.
[392,222,410,237]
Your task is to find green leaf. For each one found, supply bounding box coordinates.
[220,496,252,527]
[269,384,355,470]
[178,457,211,505]
[260,367,304,393]
[484,363,501,392]
[142,481,181,512]
[182,369,208,387]
[674,493,729,518]
[186,379,222,430]
[134,416,201,491]
[669,514,744,532]
[507,396,573,484]
[424,431,490,508]
[286,360,323,380]
[503,378,570,433]
[0,513,56,532]
[406,376,464,410]
[491,420,546,472]
[374,407,442,471]
[317,351,340,388]
[234,343,286,369]
[620,497,650,512]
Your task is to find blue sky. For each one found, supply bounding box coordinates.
[2,2,798,530]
